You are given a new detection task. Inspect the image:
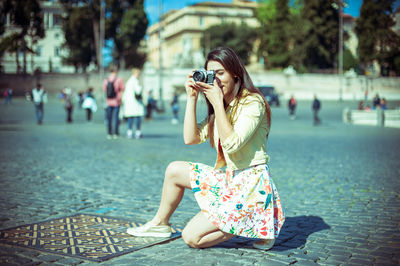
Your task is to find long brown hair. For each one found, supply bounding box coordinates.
[204,47,271,147]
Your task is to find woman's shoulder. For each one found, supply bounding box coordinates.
[241,89,265,105]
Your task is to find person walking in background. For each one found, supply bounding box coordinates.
[372,93,381,109]
[170,91,179,124]
[127,47,285,251]
[288,94,296,120]
[312,94,321,125]
[4,89,12,105]
[145,90,157,120]
[63,87,74,123]
[122,68,144,139]
[380,98,387,110]
[82,87,97,121]
[103,65,124,139]
[31,84,47,125]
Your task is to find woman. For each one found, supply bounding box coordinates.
[127,47,285,250]
[122,68,145,139]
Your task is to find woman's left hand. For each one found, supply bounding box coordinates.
[196,80,224,108]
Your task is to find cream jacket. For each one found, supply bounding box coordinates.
[197,91,270,170]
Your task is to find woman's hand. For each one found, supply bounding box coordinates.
[196,79,224,108]
[184,72,200,100]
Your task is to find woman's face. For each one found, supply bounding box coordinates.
[206,60,237,102]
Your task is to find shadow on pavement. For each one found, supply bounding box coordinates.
[215,216,330,251]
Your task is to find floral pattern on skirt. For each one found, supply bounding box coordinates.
[189,163,285,239]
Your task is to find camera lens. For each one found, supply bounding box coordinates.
[193,71,205,82]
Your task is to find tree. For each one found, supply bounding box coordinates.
[201,23,257,65]
[62,5,96,72]
[60,0,100,71]
[113,0,148,69]
[0,0,44,74]
[299,0,339,71]
[355,0,400,76]
[257,0,291,68]
[343,48,358,71]
[61,0,149,70]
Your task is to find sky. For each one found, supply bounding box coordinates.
[144,0,400,26]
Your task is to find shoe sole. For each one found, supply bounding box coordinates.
[126,228,171,238]
[253,239,275,250]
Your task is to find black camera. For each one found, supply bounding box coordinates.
[192,69,215,85]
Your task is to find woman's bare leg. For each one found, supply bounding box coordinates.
[182,212,234,248]
[150,161,192,225]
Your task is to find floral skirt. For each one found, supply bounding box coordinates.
[189,163,285,239]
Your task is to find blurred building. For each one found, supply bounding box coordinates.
[146,0,259,69]
[1,1,74,74]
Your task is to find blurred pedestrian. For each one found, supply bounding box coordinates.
[127,47,285,251]
[4,89,12,105]
[312,94,321,125]
[103,65,124,139]
[122,68,144,139]
[63,87,74,123]
[170,91,179,124]
[380,98,387,110]
[31,84,47,125]
[288,94,296,120]
[145,90,157,120]
[78,92,84,109]
[372,93,380,109]
[82,87,97,121]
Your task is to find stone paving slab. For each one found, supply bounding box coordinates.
[0,98,400,265]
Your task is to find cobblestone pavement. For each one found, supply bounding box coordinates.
[0,98,399,265]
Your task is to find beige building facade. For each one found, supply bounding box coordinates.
[146,0,259,70]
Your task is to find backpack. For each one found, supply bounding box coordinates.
[106,79,116,98]
[65,95,72,108]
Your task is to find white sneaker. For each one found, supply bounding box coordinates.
[127,130,133,139]
[253,239,275,250]
[106,135,112,140]
[135,131,142,139]
[127,222,172,238]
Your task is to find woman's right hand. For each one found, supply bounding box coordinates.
[184,72,199,99]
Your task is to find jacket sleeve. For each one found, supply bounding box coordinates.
[197,118,209,144]
[221,96,266,154]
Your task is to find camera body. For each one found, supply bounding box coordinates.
[192,69,215,85]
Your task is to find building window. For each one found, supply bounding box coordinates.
[55,47,60,57]
[36,46,42,56]
[199,17,203,27]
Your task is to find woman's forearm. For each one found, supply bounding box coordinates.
[183,97,200,145]
[214,103,234,142]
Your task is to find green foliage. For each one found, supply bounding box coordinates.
[0,0,44,73]
[262,0,291,68]
[343,48,358,71]
[256,0,339,71]
[299,0,339,70]
[355,0,400,75]
[62,5,95,72]
[114,0,148,68]
[201,23,257,65]
[61,0,148,70]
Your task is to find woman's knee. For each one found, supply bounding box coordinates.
[165,161,181,179]
[165,161,191,186]
[182,228,201,249]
